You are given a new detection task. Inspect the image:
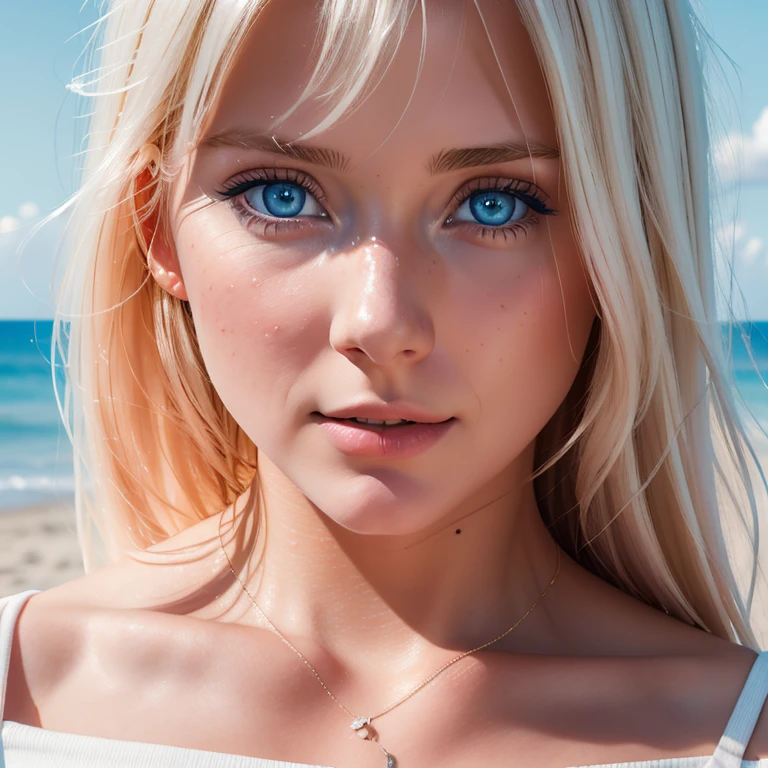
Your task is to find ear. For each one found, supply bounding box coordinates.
[134,153,189,302]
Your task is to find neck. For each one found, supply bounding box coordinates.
[223,451,563,675]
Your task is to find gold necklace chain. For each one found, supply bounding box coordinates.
[218,507,561,768]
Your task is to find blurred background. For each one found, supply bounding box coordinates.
[0,3,766,608]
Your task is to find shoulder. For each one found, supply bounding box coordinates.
[472,558,768,765]
[2,586,87,725]
[653,645,768,762]
[561,564,768,761]
[468,645,768,765]
[2,509,237,727]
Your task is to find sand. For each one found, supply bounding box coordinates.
[0,499,84,595]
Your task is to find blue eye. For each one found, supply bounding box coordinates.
[242,182,325,219]
[455,190,528,227]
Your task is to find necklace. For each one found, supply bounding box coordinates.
[218,508,562,768]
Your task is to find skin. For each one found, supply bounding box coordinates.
[4,2,767,767]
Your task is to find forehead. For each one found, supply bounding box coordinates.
[202,0,557,162]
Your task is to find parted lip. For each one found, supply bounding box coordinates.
[316,403,454,424]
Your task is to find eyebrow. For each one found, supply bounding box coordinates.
[427,141,560,174]
[199,130,560,175]
[200,131,351,172]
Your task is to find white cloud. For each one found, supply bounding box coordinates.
[18,202,39,220]
[715,221,767,266]
[0,202,41,235]
[0,216,21,234]
[0,214,67,319]
[742,237,764,265]
[715,106,768,184]
[714,219,768,320]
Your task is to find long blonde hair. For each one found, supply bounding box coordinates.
[54,0,767,647]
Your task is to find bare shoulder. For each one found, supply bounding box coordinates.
[2,586,85,726]
[464,640,766,766]
[2,509,236,727]
[564,563,768,762]
[467,559,768,765]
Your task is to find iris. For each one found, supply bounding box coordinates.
[468,190,520,226]
[246,183,306,218]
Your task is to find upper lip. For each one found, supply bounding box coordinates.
[318,403,453,424]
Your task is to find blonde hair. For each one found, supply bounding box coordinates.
[55,0,767,646]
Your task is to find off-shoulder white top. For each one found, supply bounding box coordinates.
[1,590,766,767]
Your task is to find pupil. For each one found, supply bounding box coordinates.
[469,190,516,226]
[263,183,306,217]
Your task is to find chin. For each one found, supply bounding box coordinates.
[311,469,445,537]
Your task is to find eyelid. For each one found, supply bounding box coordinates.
[216,167,329,207]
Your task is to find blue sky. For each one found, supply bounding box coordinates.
[1,1,766,319]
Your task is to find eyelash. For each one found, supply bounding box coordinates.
[445,176,557,242]
[216,168,557,241]
[216,168,328,237]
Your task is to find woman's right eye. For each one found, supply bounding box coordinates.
[242,181,326,220]
[216,170,331,236]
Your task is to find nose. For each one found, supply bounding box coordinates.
[329,239,435,369]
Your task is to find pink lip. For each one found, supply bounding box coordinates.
[314,416,456,458]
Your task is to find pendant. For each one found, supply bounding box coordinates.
[351,717,397,767]
[351,716,375,740]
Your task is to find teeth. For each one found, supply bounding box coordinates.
[350,417,411,426]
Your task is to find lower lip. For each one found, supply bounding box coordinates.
[315,417,456,458]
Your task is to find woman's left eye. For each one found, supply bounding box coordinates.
[454,189,528,227]
[242,182,326,219]
[444,179,557,241]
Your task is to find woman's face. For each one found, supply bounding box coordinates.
[163,0,596,536]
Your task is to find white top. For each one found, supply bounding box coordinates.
[0,590,766,768]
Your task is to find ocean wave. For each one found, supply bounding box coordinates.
[0,474,76,493]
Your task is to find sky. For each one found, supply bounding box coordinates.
[0,1,766,320]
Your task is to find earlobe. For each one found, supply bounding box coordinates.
[147,253,189,302]
[134,147,189,303]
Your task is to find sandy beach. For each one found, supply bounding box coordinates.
[0,499,83,595]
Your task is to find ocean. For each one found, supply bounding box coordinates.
[0,319,767,509]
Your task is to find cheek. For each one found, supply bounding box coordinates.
[176,228,329,434]
[455,233,594,440]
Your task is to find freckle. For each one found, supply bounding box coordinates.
[480,342,484,347]
[465,349,469,353]
[500,304,506,310]
[496,327,500,331]
[523,312,527,316]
